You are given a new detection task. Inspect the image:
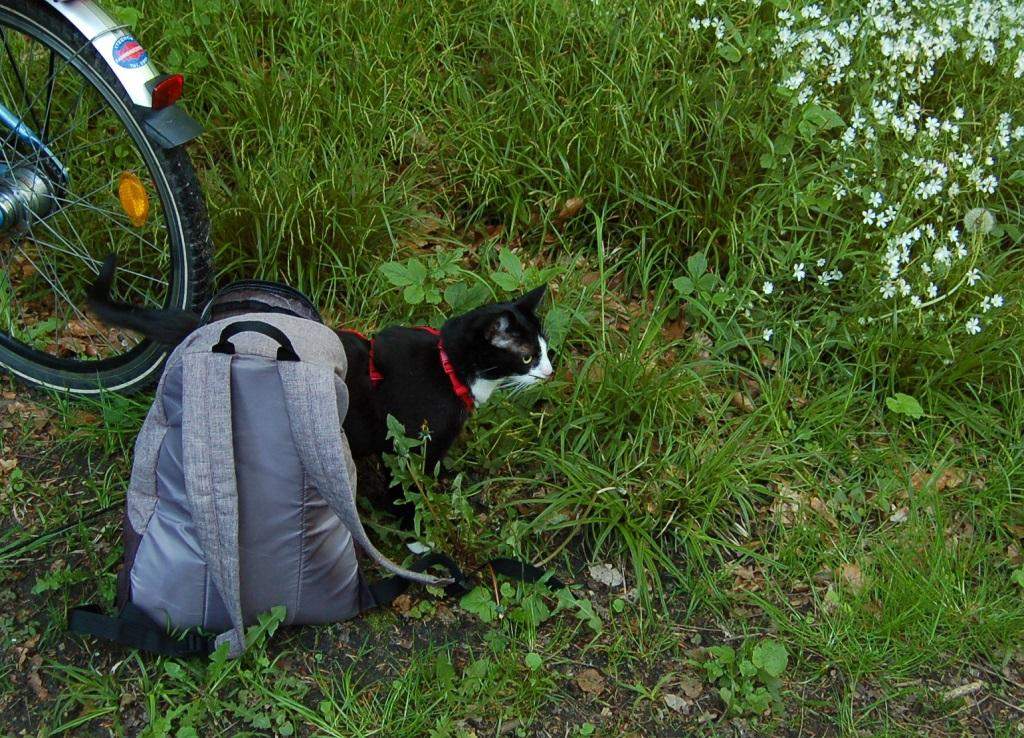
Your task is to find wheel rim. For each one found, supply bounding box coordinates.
[0,8,187,385]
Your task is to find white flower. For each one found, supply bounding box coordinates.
[911,295,922,308]
[966,268,981,286]
[762,328,774,342]
[991,294,1004,308]
[763,281,775,295]
[965,317,981,335]
[816,258,827,267]
[880,282,896,299]
[793,263,806,281]
[867,191,883,207]
[927,283,938,298]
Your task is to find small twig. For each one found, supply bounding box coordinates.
[489,563,501,607]
[979,692,1024,715]
[941,680,985,701]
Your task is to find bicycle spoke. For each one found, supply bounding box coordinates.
[40,48,55,142]
[48,191,164,254]
[0,26,42,134]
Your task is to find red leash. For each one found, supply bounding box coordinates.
[339,326,474,411]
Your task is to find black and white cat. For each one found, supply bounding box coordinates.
[88,261,554,519]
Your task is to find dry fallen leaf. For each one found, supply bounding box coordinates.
[1008,543,1022,567]
[663,693,690,713]
[889,506,909,524]
[589,563,624,588]
[391,594,413,616]
[936,467,966,492]
[836,562,865,593]
[678,675,704,699]
[556,197,585,222]
[0,457,16,475]
[661,315,688,342]
[809,497,838,528]
[13,633,40,669]
[912,467,966,492]
[575,668,606,696]
[27,671,49,702]
[730,391,755,413]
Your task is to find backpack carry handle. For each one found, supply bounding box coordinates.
[213,320,300,362]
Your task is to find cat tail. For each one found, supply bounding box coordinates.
[87,254,200,346]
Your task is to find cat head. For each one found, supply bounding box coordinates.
[442,284,554,399]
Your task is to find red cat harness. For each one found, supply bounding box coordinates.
[340,326,474,412]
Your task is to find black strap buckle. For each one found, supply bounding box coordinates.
[184,632,212,655]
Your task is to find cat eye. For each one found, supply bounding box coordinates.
[522,354,533,364]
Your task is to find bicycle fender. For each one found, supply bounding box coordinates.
[137,104,203,149]
[46,0,158,107]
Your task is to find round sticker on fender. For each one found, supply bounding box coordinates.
[112,35,148,69]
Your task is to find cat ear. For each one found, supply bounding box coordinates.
[485,312,515,347]
[516,284,547,313]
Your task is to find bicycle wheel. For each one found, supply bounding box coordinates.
[0,0,211,394]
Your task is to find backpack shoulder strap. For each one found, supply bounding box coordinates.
[276,360,453,589]
[125,359,174,535]
[180,350,247,658]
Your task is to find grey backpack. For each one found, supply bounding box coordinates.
[69,283,456,658]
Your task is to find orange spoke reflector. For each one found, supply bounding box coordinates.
[118,171,150,228]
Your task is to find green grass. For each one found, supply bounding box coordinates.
[2,0,1024,734]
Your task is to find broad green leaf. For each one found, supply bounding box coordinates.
[574,597,602,634]
[459,586,498,622]
[435,652,456,686]
[673,275,694,296]
[524,652,543,670]
[747,686,772,713]
[687,251,708,277]
[403,283,425,304]
[380,261,415,287]
[492,272,520,292]
[498,249,524,280]
[717,44,741,62]
[803,104,845,130]
[544,304,572,347]
[405,258,428,282]
[751,639,789,677]
[696,273,718,292]
[445,282,490,312]
[773,134,794,155]
[512,591,552,628]
[466,658,491,679]
[708,645,735,664]
[886,393,923,419]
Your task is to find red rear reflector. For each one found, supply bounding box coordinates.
[151,74,183,110]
